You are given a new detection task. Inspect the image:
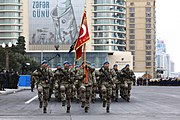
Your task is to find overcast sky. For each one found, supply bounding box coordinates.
[156,0,180,72]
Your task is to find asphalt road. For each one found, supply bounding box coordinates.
[0,86,180,120]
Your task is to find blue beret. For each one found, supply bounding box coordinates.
[41,60,47,64]
[103,61,109,65]
[63,61,69,65]
[56,63,61,67]
[125,64,130,67]
[114,64,118,67]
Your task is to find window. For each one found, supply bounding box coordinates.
[131,51,135,55]
[130,46,135,50]
[130,18,135,23]
[130,2,134,6]
[146,51,151,55]
[129,24,135,28]
[146,45,151,50]
[130,40,135,44]
[146,62,151,66]
[147,2,151,5]
[146,40,151,44]
[130,13,135,17]
[146,7,151,12]
[146,56,151,61]
[146,24,151,28]
[130,35,135,39]
[146,35,151,39]
[129,7,135,12]
[146,18,151,22]
[130,29,135,34]
[146,29,151,33]
[146,13,151,17]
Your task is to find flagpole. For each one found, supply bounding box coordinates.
[83,43,87,84]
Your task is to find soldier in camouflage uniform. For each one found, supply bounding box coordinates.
[53,63,62,101]
[91,63,97,103]
[59,61,74,113]
[120,64,135,102]
[32,60,53,113]
[112,64,122,102]
[98,61,117,113]
[74,65,81,103]
[76,61,96,113]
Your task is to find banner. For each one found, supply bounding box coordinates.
[29,0,85,48]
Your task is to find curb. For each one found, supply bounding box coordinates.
[0,87,31,95]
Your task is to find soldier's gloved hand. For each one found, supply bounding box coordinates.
[93,83,97,87]
[83,74,86,78]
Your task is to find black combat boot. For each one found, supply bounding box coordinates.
[43,107,47,113]
[62,100,66,106]
[85,107,88,113]
[103,101,106,108]
[66,107,70,113]
[106,106,110,113]
[81,101,85,108]
[115,98,118,102]
[39,102,42,108]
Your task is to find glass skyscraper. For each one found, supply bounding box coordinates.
[92,0,126,51]
[0,0,22,44]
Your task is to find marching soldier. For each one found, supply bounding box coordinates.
[76,61,96,113]
[99,61,117,113]
[91,63,97,103]
[59,61,74,113]
[32,60,53,113]
[112,64,121,102]
[121,64,135,102]
[53,63,62,101]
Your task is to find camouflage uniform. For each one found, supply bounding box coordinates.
[32,60,53,113]
[59,61,74,113]
[53,64,62,101]
[98,61,117,113]
[112,64,122,102]
[76,62,96,113]
[120,64,135,102]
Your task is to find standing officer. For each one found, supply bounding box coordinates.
[59,61,74,113]
[121,64,135,102]
[99,61,116,113]
[32,60,53,113]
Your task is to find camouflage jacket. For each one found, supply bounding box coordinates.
[121,68,135,81]
[76,66,96,86]
[98,67,117,85]
[32,67,53,88]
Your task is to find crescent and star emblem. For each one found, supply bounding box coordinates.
[79,24,87,38]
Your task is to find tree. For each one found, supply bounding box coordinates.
[15,36,26,55]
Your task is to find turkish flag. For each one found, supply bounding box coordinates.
[74,11,90,61]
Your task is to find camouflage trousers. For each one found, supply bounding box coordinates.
[91,85,97,101]
[60,84,73,107]
[37,85,49,108]
[120,81,132,99]
[79,84,92,108]
[101,83,112,107]
[112,83,121,100]
[54,80,61,101]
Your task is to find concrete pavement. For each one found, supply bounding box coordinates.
[0,87,30,95]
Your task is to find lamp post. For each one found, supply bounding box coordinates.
[2,42,12,71]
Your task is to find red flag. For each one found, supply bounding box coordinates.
[74,11,90,61]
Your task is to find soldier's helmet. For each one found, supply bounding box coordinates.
[63,61,69,65]
[103,61,109,65]
[41,60,48,64]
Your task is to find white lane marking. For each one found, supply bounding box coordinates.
[25,95,38,104]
